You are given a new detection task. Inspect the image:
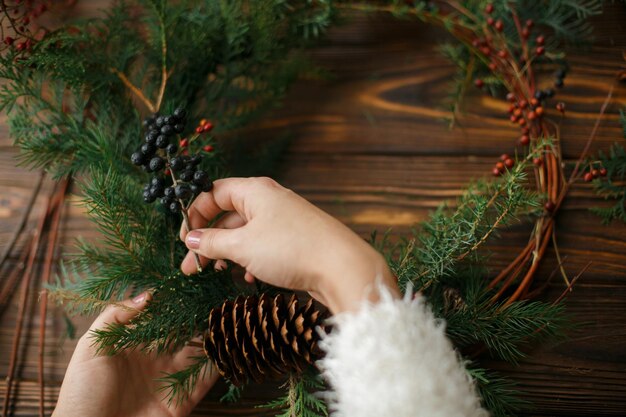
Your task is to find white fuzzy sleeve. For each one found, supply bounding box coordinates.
[317,288,489,417]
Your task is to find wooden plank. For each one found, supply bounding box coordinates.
[1,3,626,416]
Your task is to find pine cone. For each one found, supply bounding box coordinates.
[203,293,328,386]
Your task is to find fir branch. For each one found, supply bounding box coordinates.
[157,355,212,406]
[261,370,328,417]
[220,382,244,404]
[590,110,626,224]
[466,365,527,417]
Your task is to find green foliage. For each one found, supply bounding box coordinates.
[394,157,540,291]
[158,356,212,406]
[220,383,245,403]
[262,371,328,417]
[590,110,626,224]
[467,365,527,417]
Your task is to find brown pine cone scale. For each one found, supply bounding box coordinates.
[203,293,328,386]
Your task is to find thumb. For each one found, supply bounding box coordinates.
[88,292,151,332]
[185,228,242,261]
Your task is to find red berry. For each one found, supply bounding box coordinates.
[202,122,213,132]
[4,36,14,45]
[497,50,507,58]
[521,127,530,135]
[507,104,516,114]
[481,46,491,55]
[514,108,522,117]
[556,102,566,113]
[519,100,528,109]
[510,115,518,123]
[536,35,545,45]
[500,153,510,161]
[22,17,30,25]
[504,158,515,169]
[487,17,495,26]
[533,157,543,167]
[536,46,545,56]
[518,118,527,126]
[495,20,504,32]
[526,19,534,28]
[600,168,607,177]
[164,169,171,176]
[489,62,497,71]
[521,27,530,39]
[506,92,516,102]
[535,106,544,116]
[496,162,505,171]
[591,169,599,178]
[530,98,539,107]
[16,42,26,51]
[195,126,203,134]
[474,79,484,88]
[519,135,530,146]
[583,172,594,182]
[545,201,556,212]
[203,145,214,152]
[492,167,501,177]
[180,138,189,147]
[527,111,537,121]
[485,4,494,14]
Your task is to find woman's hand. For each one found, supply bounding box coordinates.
[180,177,398,313]
[52,293,218,417]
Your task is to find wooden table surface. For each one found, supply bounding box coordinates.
[1,3,625,416]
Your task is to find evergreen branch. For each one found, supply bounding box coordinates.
[157,356,212,406]
[466,365,527,417]
[110,67,156,113]
[220,383,244,403]
[261,370,328,417]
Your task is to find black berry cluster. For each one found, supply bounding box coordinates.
[130,107,214,214]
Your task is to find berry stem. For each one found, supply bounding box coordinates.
[168,166,203,273]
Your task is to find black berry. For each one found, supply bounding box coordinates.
[164,187,175,198]
[149,157,165,172]
[175,184,192,199]
[545,88,555,98]
[160,196,173,206]
[151,176,164,187]
[142,117,154,129]
[169,157,184,171]
[554,78,564,88]
[174,124,185,133]
[145,130,159,143]
[161,125,174,136]
[201,180,214,192]
[143,189,156,203]
[150,184,164,198]
[141,143,156,156]
[189,154,203,166]
[555,68,567,79]
[173,107,187,120]
[534,90,545,101]
[193,170,208,185]
[156,135,170,148]
[180,170,194,182]
[166,144,178,154]
[169,201,181,213]
[131,152,145,166]
[156,116,166,127]
[164,116,175,126]
[190,183,201,196]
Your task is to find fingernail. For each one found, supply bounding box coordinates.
[132,292,147,304]
[186,230,202,250]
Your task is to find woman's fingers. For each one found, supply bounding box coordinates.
[88,292,151,331]
[179,178,254,241]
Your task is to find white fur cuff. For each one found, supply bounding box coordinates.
[317,289,489,417]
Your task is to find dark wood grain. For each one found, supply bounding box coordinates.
[1,3,626,416]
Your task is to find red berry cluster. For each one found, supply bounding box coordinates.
[1,0,55,53]
[178,119,215,158]
[583,166,607,182]
[492,153,515,177]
